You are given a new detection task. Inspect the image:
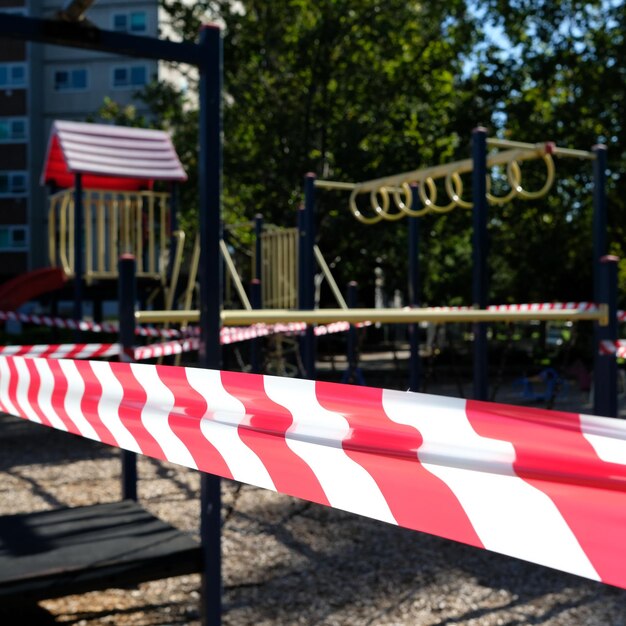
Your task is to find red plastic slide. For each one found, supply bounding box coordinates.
[0,267,68,311]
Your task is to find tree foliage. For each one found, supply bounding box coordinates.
[462,0,625,302]
[117,0,625,308]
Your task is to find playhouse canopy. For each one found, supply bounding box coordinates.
[41,120,187,191]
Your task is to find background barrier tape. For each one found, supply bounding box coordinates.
[0,343,120,359]
[600,340,626,358]
[0,354,625,589]
[0,321,370,361]
[3,304,622,336]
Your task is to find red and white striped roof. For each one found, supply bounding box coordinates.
[41,120,187,191]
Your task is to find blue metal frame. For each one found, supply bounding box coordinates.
[594,255,618,417]
[0,14,226,626]
[299,173,317,378]
[197,25,223,626]
[250,278,262,374]
[0,13,201,65]
[73,172,84,326]
[254,213,263,282]
[118,254,138,501]
[592,145,608,301]
[592,144,610,416]
[471,128,489,401]
[408,185,421,392]
[341,281,365,385]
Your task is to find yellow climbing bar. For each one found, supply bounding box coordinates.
[315,137,593,224]
[135,304,608,326]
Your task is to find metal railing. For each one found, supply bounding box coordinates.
[256,227,298,309]
[49,188,172,284]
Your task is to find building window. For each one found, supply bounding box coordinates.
[54,68,88,91]
[0,226,28,251]
[0,63,27,88]
[0,117,28,143]
[0,171,28,196]
[112,11,147,33]
[112,65,148,88]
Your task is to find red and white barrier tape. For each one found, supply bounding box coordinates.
[0,354,625,589]
[0,310,185,338]
[0,310,119,333]
[0,321,361,363]
[135,322,364,358]
[600,340,626,358]
[430,302,626,322]
[488,301,626,321]
[0,343,120,360]
[430,301,596,312]
[221,324,272,344]
[0,340,198,362]
[133,338,200,361]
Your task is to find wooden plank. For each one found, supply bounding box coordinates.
[0,500,202,602]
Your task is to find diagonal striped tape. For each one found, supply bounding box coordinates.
[0,355,625,589]
[599,340,626,358]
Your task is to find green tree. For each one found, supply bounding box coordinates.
[135,0,482,303]
[459,0,625,304]
[109,0,624,310]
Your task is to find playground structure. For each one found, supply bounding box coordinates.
[4,117,611,402]
[125,132,616,416]
[36,120,348,320]
[0,10,623,626]
[41,120,187,316]
[308,135,614,407]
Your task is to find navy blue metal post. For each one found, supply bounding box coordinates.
[592,145,608,303]
[592,145,608,415]
[170,182,180,232]
[118,254,138,501]
[166,182,180,284]
[254,213,263,281]
[93,298,103,324]
[408,184,421,392]
[73,173,84,325]
[472,127,489,401]
[341,282,364,385]
[346,281,358,381]
[299,173,317,378]
[198,24,223,626]
[250,279,261,374]
[594,256,619,417]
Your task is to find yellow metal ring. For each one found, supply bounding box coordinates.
[419,176,456,213]
[392,182,412,212]
[508,154,555,200]
[394,182,430,217]
[349,187,383,224]
[486,164,518,206]
[445,172,472,209]
[370,187,405,221]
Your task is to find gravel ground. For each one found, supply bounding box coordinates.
[1,374,625,625]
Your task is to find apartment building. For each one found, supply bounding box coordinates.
[0,1,29,276]
[0,0,169,279]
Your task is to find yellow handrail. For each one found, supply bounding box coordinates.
[135,305,609,326]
